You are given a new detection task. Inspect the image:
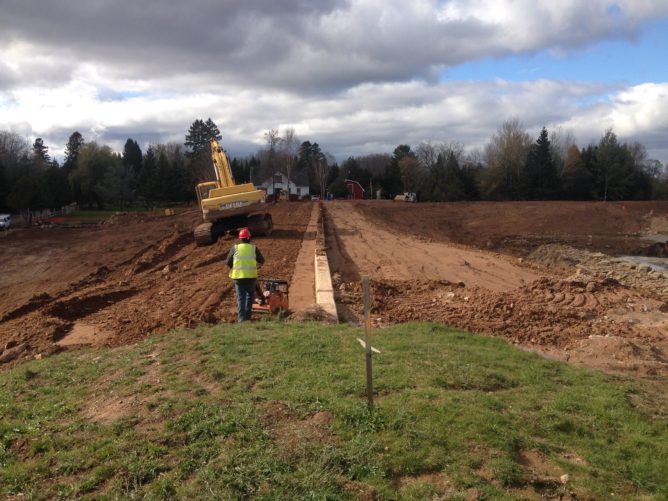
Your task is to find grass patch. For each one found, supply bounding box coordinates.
[0,322,666,499]
[53,207,174,225]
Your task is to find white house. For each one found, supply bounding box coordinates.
[257,172,310,199]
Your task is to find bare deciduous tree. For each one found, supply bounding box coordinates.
[399,156,420,192]
[279,127,299,198]
[549,127,577,176]
[482,118,532,199]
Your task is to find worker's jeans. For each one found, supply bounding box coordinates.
[234,279,256,322]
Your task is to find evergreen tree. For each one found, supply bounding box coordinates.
[40,165,72,209]
[230,157,242,182]
[230,157,252,184]
[32,138,50,164]
[184,118,221,158]
[561,145,594,200]
[460,156,482,200]
[0,160,7,211]
[137,146,158,204]
[340,157,372,193]
[63,132,84,174]
[7,175,40,212]
[298,141,325,194]
[384,145,412,197]
[155,151,172,202]
[122,138,143,175]
[442,151,467,201]
[592,130,652,201]
[327,164,340,187]
[247,156,261,184]
[297,141,314,173]
[184,118,221,182]
[521,127,560,199]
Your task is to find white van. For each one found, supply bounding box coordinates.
[0,214,11,230]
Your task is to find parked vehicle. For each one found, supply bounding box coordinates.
[393,192,417,202]
[0,214,11,230]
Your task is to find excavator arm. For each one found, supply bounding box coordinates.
[210,138,236,188]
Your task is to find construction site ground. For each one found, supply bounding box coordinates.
[1,200,667,382]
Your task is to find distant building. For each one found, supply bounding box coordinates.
[344,179,365,200]
[257,172,310,199]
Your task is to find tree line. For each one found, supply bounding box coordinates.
[328,121,667,201]
[1,118,667,215]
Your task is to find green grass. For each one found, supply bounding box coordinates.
[53,207,176,225]
[68,210,120,218]
[62,209,142,222]
[1,322,666,499]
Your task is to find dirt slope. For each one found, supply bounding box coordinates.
[0,203,312,366]
[325,201,668,378]
[354,200,668,256]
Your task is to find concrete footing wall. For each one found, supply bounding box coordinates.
[314,203,338,321]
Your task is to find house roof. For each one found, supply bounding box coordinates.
[259,171,309,187]
[344,179,365,192]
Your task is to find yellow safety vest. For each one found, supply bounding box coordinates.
[229,243,258,279]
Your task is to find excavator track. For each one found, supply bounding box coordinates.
[248,214,273,236]
[194,222,214,246]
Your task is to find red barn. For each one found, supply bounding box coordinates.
[344,179,365,200]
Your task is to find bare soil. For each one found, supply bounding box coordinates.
[325,200,668,379]
[0,203,311,367]
[1,199,667,381]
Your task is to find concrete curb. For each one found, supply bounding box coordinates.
[314,203,338,321]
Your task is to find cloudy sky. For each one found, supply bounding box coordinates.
[1,0,668,165]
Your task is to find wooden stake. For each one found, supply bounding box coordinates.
[363,276,373,410]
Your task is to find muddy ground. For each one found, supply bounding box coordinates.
[1,200,667,381]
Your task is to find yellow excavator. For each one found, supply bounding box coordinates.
[193,138,273,245]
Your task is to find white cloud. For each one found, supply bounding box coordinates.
[2,0,666,92]
[1,1,667,164]
[3,75,668,164]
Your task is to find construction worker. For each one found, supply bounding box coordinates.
[226,227,265,322]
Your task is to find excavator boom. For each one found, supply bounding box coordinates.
[210,138,236,187]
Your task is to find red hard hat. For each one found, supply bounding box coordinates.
[239,228,251,239]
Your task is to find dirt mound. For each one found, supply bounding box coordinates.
[333,275,667,377]
[289,305,337,324]
[101,212,150,225]
[638,241,668,257]
[529,244,668,298]
[353,200,668,255]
